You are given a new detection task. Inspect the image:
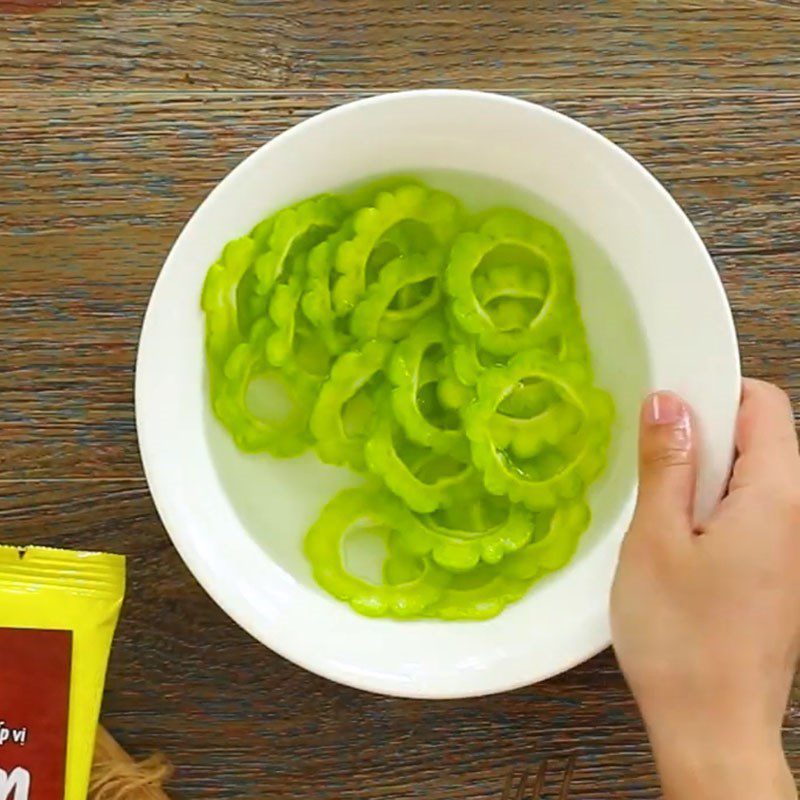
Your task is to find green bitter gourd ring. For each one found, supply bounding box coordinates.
[265,259,306,367]
[390,495,535,572]
[350,250,443,342]
[365,391,474,514]
[254,194,345,293]
[309,339,391,470]
[503,499,592,578]
[304,488,449,617]
[381,537,530,620]
[301,227,353,355]
[211,319,316,458]
[488,396,583,460]
[424,565,533,621]
[333,184,461,314]
[201,235,256,365]
[446,209,576,355]
[464,351,614,509]
[387,314,468,456]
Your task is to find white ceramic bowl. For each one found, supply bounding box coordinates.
[136,90,740,698]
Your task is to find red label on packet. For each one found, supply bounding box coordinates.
[0,628,72,800]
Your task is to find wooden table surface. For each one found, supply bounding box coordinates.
[1,1,798,797]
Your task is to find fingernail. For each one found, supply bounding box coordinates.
[645,392,689,427]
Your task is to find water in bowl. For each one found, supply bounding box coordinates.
[205,170,651,590]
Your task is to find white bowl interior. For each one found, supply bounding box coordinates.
[136,91,739,698]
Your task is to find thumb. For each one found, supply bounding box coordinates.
[633,391,696,528]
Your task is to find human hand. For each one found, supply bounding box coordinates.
[611,379,800,800]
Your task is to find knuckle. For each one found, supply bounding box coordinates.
[641,443,692,470]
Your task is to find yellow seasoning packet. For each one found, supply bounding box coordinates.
[0,546,125,800]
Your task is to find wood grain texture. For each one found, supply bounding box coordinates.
[1,0,799,797]
[0,0,799,91]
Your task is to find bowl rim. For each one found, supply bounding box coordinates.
[135,89,740,697]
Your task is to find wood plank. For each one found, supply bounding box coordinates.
[1,91,797,480]
[1,91,797,249]
[1,0,798,92]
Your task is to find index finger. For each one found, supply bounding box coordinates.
[730,378,799,487]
